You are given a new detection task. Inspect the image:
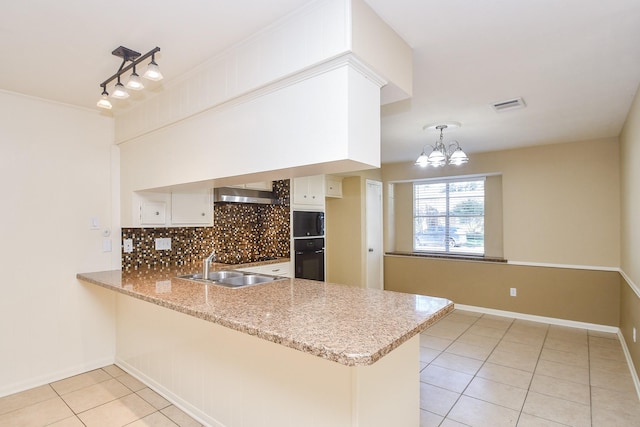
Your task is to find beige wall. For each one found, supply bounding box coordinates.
[326,169,383,287]
[0,91,118,396]
[326,176,364,287]
[385,256,620,326]
[619,84,640,378]
[383,138,620,267]
[381,138,622,327]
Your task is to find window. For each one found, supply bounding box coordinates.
[413,178,485,255]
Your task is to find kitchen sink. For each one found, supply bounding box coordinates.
[217,274,275,287]
[177,270,281,288]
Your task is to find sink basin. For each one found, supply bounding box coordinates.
[208,271,243,281]
[219,274,276,287]
[178,270,242,281]
[177,270,280,288]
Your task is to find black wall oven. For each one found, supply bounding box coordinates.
[294,238,325,281]
[293,210,325,281]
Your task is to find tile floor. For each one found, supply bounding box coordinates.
[2,309,639,427]
[0,364,202,427]
[420,309,640,427]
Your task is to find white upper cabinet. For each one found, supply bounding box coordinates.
[325,176,343,198]
[134,189,212,227]
[293,175,325,209]
[140,201,167,225]
[171,189,213,225]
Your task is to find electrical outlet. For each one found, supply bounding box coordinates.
[123,238,133,253]
[633,327,637,343]
[155,237,171,251]
[510,288,517,297]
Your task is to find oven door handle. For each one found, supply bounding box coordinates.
[314,250,324,254]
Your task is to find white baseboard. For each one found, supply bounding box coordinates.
[618,330,640,402]
[454,303,640,402]
[115,358,221,427]
[0,356,115,398]
[454,304,619,333]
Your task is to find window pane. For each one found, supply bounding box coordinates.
[413,178,485,255]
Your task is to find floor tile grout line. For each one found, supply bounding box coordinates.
[438,314,550,426]
[435,313,541,425]
[515,318,550,427]
[443,314,524,425]
[431,311,481,426]
[423,312,637,426]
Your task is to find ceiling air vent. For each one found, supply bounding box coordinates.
[491,97,526,112]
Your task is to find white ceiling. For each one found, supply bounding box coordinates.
[2,0,639,164]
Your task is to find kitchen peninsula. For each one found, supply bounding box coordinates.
[78,261,452,427]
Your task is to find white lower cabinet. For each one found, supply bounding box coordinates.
[237,262,291,278]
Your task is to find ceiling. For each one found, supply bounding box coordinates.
[2,0,639,164]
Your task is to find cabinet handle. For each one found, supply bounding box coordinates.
[201,212,205,216]
[155,211,160,216]
[272,269,281,273]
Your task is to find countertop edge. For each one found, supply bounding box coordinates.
[77,270,453,367]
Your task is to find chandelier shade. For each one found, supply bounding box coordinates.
[415,123,469,167]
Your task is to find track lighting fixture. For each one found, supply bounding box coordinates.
[97,46,162,109]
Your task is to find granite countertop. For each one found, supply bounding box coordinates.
[77,260,453,367]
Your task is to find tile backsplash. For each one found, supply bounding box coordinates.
[121,227,214,269]
[121,180,290,269]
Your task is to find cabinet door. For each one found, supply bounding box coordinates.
[141,202,167,225]
[293,176,325,207]
[292,177,310,205]
[307,175,324,201]
[325,177,343,198]
[171,190,212,225]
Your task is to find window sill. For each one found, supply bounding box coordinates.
[385,251,507,263]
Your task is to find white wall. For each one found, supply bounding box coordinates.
[119,62,382,227]
[0,91,117,396]
[115,0,352,144]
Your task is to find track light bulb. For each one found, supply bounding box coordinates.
[111,80,129,99]
[97,88,112,109]
[126,69,144,90]
[143,60,163,81]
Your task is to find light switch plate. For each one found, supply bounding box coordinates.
[102,239,112,252]
[123,238,133,253]
[90,217,100,230]
[155,237,171,251]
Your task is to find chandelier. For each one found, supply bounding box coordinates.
[97,46,163,110]
[415,123,469,167]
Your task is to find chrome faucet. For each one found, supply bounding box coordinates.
[203,250,216,279]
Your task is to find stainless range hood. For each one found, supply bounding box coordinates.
[213,187,282,205]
